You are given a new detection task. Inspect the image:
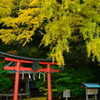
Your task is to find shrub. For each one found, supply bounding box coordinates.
[37,67,94,98]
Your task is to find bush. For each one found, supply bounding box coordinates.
[0,62,12,91]
[37,67,94,98]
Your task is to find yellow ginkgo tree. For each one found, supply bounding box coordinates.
[0,0,100,66]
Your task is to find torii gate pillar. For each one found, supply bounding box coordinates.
[13,60,20,100]
[47,63,52,100]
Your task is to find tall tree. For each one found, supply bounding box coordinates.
[0,0,100,65]
[0,0,43,45]
[0,0,13,18]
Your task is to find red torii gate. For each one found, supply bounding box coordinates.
[0,52,59,100]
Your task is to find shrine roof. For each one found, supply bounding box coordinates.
[83,83,100,88]
[7,70,37,74]
[0,51,53,62]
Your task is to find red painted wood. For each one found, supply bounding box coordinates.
[13,60,20,100]
[4,66,17,70]
[5,57,58,65]
[4,66,59,73]
[47,63,52,100]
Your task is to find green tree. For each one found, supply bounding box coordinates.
[0,0,100,65]
[0,62,12,91]
[37,67,94,98]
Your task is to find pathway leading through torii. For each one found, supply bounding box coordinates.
[0,52,59,100]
